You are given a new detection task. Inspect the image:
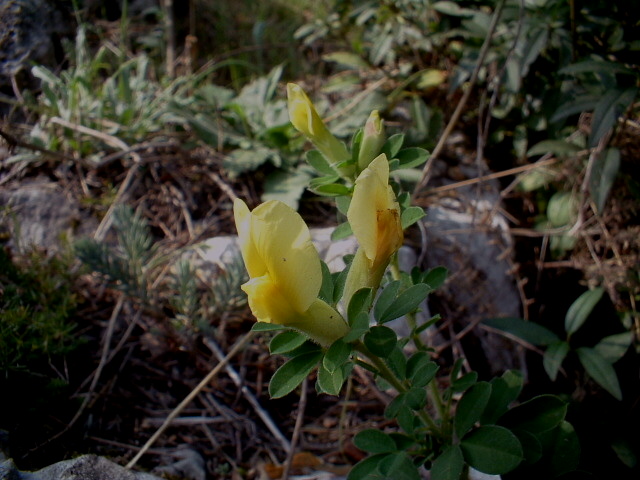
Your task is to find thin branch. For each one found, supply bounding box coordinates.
[413,0,507,196]
[125,330,256,469]
[202,336,292,454]
[280,378,308,480]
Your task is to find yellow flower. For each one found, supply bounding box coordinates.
[343,154,403,306]
[287,83,352,176]
[234,199,348,346]
[357,110,386,172]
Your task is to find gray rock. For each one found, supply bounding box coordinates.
[0,0,72,93]
[0,455,161,480]
[422,180,524,374]
[0,178,97,254]
[152,446,205,480]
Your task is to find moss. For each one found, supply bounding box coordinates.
[0,247,81,373]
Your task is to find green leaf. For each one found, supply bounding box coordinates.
[401,206,426,230]
[406,352,439,388]
[483,317,560,346]
[547,421,581,476]
[333,271,350,308]
[547,191,580,227]
[384,392,406,420]
[322,51,370,69]
[594,331,633,363]
[526,140,581,158]
[405,386,427,410]
[430,445,464,480]
[324,339,352,373]
[590,147,621,213]
[395,147,429,169]
[460,425,523,475]
[262,166,314,211]
[543,341,570,381]
[455,382,492,438]
[353,429,397,454]
[269,331,308,354]
[432,1,476,16]
[611,438,637,469]
[565,288,604,336]
[331,222,353,241]
[348,288,374,322]
[387,345,408,380]
[347,453,387,480]
[311,183,352,197]
[499,395,567,434]
[422,266,448,290]
[511,429,542,465]
[576,347,622,400]
[560,60,635,77]
[590,87,637,147]
[373,281,402,324]
[223,146,279,177]
[378,452,421,480]
[480,370,524,425]
[344,311,370,342]
[251,322,286,332]
[317,362,347,395]
[309,174,341,189]
[378,284,431,324]
[382,133,405,159]
[318,261,334,304]
[364,326,397,358]
[550,94,600,123]
[517,167,558,192]
[451,372,478,393]
[268,351,322,398]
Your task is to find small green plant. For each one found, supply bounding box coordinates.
[75,204,248,333]
[485,288,634,401]
[9,25,199,165]
[0,247,80,374]
[229,83,579,479]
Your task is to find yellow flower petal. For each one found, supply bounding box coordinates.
[348,154,402,267]
[287,83,352,172]
[241,274,298,325]
[287,83,327,139]
[249,201,322,313]
[343,154,403,307]
[234,199,267,278]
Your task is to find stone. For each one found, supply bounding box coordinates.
[422,171,524,375]
[0,0,72,96]
[0,178,97,254]
[0,454,161,480]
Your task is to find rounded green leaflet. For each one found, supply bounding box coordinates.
[499,394,567,434]
[353,429,396,454]
[455,381,492,438]
[364,325,397,358]
[430,445,464,480]
[268,350,322,398]
[269,330,308,355]
[565,287,604,336]
[460,425,523,475]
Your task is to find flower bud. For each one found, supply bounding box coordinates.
[357,110,386,172]
[287,83,352,177]
[343,155,403,307]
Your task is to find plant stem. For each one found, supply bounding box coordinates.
[354,342,441,434]
[429,378,446,422]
